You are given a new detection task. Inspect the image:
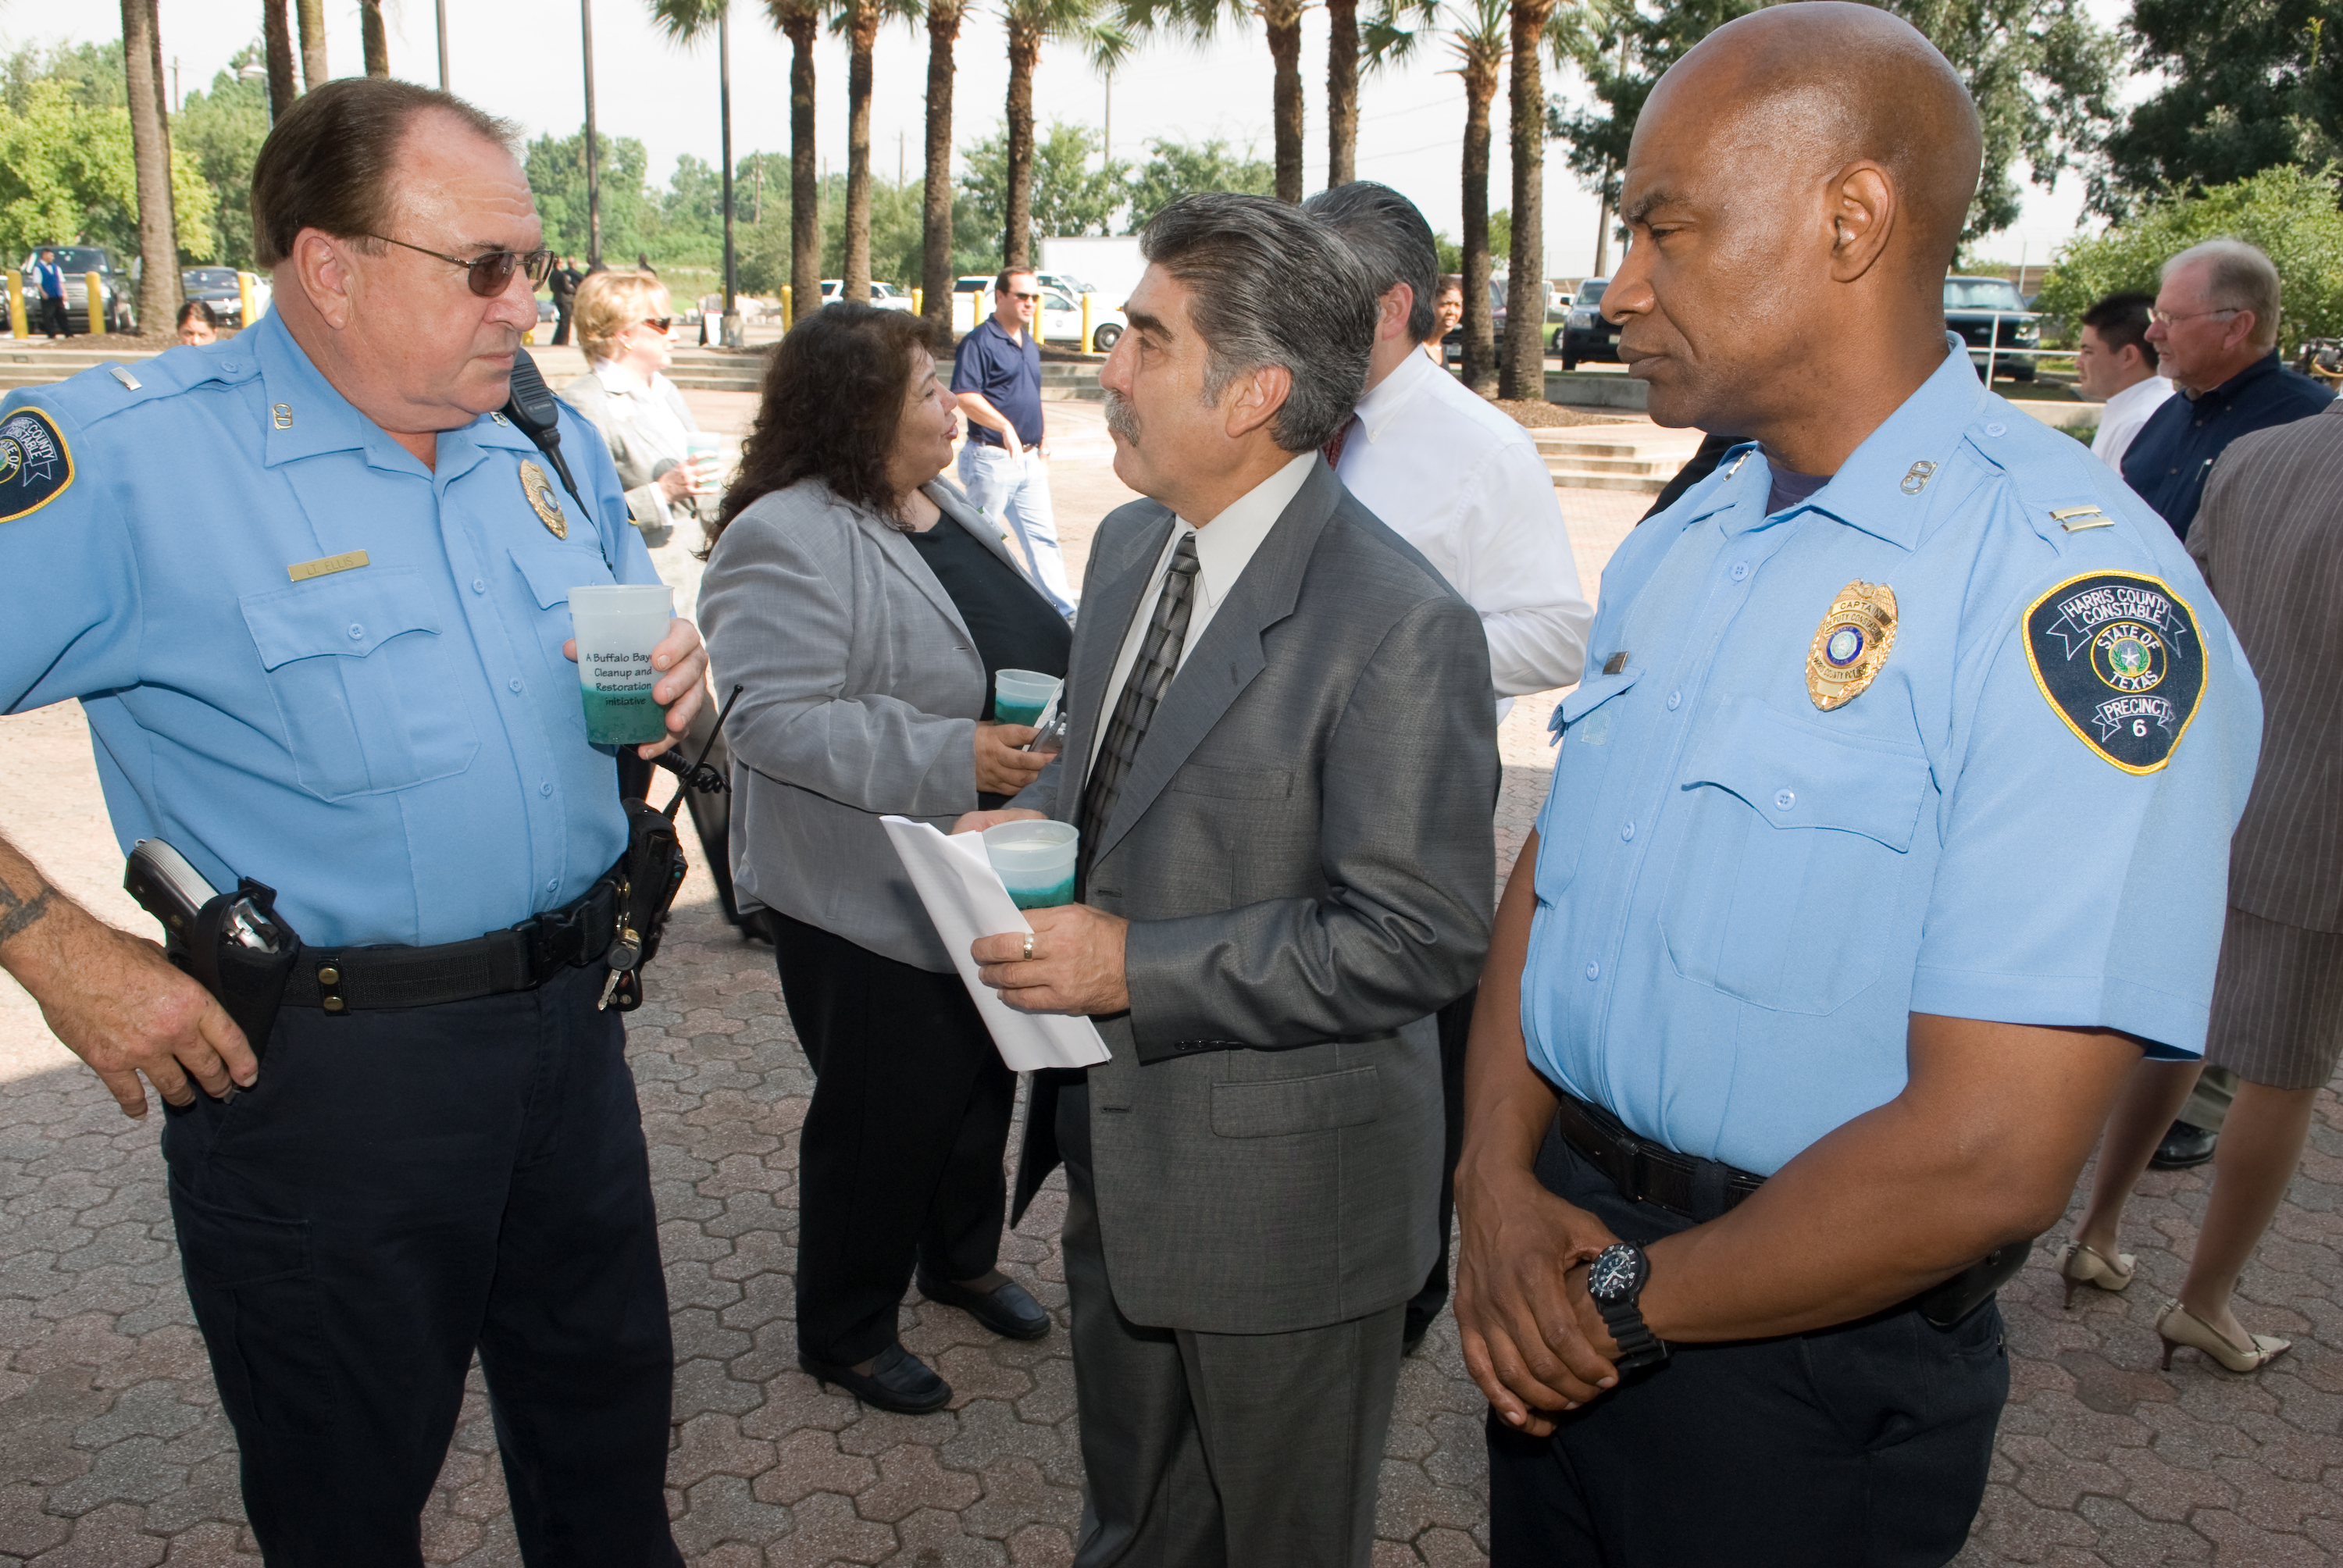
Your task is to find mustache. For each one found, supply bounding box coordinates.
[1103,388,1140,445]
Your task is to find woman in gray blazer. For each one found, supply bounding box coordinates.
[698,305,1071,1413]
[558,270,715,549]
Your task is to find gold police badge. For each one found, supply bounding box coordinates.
[1806,580,1898,710]
[520,458,567,538]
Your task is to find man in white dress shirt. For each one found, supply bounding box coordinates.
[1304,180,1595,1352]
[2077,291,2173,474]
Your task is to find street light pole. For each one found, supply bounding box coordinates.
[436,0,450,89]
[719,5,744,347]
[582,0,602,268]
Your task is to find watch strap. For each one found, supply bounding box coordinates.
[1597,1296,1671,1372]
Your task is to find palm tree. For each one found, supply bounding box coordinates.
[361,0,390,74]
[1327,0,1358,187]
[1120,0,1301,202]
[1367,0,1506,392]
[653,0,822,321]
[919,0,969,337]
[836,0,884,300]
[1002,0,1129,268]
[121,0,180,338]
[262,0,299,121]
[295,0,328,88]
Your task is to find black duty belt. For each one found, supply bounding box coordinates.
[281,875,622,1014]
[1553,1089,1766,1224]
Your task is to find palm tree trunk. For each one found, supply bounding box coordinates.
[843,0,878,300]
[922,0,965,340]
[1460,69,1497,394]
[121,0,180,338]
[295,0,328,89]
[1004,20,1040,269]
[1325,0,1358,188]
[784,11,821,319]
[1266,13,1304,201]
[1500,0,1555,401]
[360,0,390,76]
[263,0,298,121]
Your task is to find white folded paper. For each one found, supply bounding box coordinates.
[880,816,1111,1071]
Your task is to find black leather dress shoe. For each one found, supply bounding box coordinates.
[797,1344,951,1413]
[2150,1119,2218,1171]
[917,1271,1051,1340]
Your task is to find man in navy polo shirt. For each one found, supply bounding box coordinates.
[2123,239,2334,541]
[954,268,1075,614]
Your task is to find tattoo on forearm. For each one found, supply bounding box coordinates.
[0,875,55,947]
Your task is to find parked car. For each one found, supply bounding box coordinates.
[180,266,245,329]
[1556,277,1617,369]
[20,245,134,333]
[951,274,1125,352]
[1439,273,1516,366]
[1942,275,2040,382]
[867,280,916,312]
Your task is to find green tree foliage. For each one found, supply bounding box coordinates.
[2035,165,2343,348]
[525,127,654,264]
[1122,135,1273,229]
[4,40,127,114]
[173,49,270,269]
[1555,0,2119,244]
[961,121,1126,256]
[1433,210,1510,273]
[731,170,990,295]
[2100,0,2343,211]
[0,77,215,264]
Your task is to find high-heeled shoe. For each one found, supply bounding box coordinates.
[2156,1301,2291,1373]
[2057,1241,2136,1309]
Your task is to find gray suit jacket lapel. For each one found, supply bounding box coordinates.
[1086,458,1342,867]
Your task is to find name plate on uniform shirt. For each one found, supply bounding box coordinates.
[287,550,369,583]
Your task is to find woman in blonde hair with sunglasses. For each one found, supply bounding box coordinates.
[559,269,717,549]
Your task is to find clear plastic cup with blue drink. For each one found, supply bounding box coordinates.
[983,820,1079,909]
[993,668,1061,728]
[569,583,674,746]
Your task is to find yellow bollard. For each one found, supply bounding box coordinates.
[1033,294,1047,346]
[1081,293,1093,355]
[237,271,258,327]
[912,287,923,316]
[6,271,25,339]
[781,284,793,329]
[84,271,105,333]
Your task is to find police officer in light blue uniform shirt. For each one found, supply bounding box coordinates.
[0,80,702,1567]
[1451,12,2263,1567]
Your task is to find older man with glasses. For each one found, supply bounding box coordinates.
[2121,239,2334,541]
[953,267,1076,614]
[0,77,701,1566]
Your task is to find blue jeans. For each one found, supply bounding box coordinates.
[958,440,1075,615]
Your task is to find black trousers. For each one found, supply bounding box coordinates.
[37,294,69,337]
[1487,1127,2008,1568]
[1406,987,1475,1331]
[771,914,1016,1365]
[160,964,680,1568]
[551,302,574,345]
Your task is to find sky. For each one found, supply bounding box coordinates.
[43,0,2131,277]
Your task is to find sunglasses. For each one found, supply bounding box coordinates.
[366,234,556,297]
[1009,291,1042,301]
[637,316,675,333]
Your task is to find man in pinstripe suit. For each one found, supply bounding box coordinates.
[2068,397,2343,1370]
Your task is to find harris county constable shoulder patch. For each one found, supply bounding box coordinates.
[0,408,73,524]
[2024,570,2206,774]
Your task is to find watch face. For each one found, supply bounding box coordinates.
[1587,1244,1646,1303]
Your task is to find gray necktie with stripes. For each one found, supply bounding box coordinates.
[1079,532,1202,884]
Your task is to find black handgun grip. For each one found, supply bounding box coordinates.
[182,881,300,1061]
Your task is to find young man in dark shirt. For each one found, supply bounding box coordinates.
[951,269,1075,615]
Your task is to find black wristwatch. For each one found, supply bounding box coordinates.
[1585,1242,1670,1374]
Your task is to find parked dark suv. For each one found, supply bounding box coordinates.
[180,266,245,329]
[19,246,134,334]
[1943,275,2039,382]
[1556,277,1617,369]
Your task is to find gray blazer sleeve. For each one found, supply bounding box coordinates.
[558,375,673,534]
[1119,593,1496,1051]
[701,492,980,817]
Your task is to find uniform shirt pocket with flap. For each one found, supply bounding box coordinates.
[1535,665,1642,901]
[1659,697,1934,1015]
[240,568,480,802]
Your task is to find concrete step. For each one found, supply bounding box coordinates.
[1542,454,1676,478]
[1550,468,1672,494]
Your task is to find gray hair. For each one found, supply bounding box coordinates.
[1139,194,1378,453]
[1302,181,1440,344]
[2163,238,2282,349]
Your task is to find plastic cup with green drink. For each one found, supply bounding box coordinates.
[569,583,674,746]
[993,668,1061,728]
[983,820,1079,910]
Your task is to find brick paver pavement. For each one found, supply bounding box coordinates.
[2,426,2338,1564]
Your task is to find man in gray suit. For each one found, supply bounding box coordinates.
[958,194,1500,1565]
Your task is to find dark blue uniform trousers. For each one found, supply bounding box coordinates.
[161,964,682,1567]
[1486,1127,2008,1568]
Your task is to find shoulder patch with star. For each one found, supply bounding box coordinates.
[0,408,73,523]
[2024,570,2206,773]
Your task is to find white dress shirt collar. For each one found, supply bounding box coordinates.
[1351,344,1439,447]
[2101,373,2173,426]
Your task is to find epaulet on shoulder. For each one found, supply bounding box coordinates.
[34,344,259,427]
[1974,402,2147,554]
